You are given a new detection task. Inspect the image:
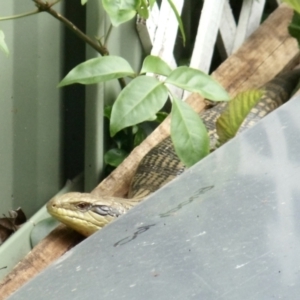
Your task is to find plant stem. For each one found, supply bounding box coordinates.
[33,0,126,89]
[104,24,113,47]
[0,9,39,21]
[34,0,108,56]
[0,1,60,22]
[49,0,62,6]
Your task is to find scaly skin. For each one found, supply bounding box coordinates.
[47,193,139,236]
[47,69,300,236]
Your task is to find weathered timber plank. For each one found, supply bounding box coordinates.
[92,3,299,198]
[215,4,299,95]
[0,4,298,299]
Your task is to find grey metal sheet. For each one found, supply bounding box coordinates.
[8,95,300,300]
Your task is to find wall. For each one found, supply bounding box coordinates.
[0,1,63,217]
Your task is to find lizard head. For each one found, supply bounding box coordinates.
[47,192,135,236]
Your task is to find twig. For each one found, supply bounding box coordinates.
[33,0,126,89]
[0,9,39,21]
[34,0,108,56]
[104,24,113,47]
[49,0,62,6]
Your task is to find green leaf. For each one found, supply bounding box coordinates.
[133,127,147,147]
[0,30,9,56]
[166,66,230,101]
[58,56,135,87]
[289,11,300,47]
[171,97,209,167]
[113,130,130,149]
[140,55,172,76]
[155,111,168,123]
[216,89,264,146]
[104,148,128,167]
[149,0,156,7]
[137,0,149,18]
[102,0,138,26]
[132,125,139,134]
[81,0,88,4]
[110,76,168,136]
[104,105,112,119]
[166,0,186,45]
[147,115,158,121]
[283,0,300,13]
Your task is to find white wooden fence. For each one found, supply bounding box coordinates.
[137,0,282,98]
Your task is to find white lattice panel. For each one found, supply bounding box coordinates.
[137,0,278,84]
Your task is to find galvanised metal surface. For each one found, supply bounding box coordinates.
[0,1,63,217]
[9,95,300,300]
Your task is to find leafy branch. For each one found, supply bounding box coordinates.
[59,55,230,167]
[0,0,236,169]
[33,0,127,89]
[0,0,126,89]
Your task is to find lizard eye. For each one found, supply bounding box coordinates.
[91,205,122,217]
[76,202,92,211]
